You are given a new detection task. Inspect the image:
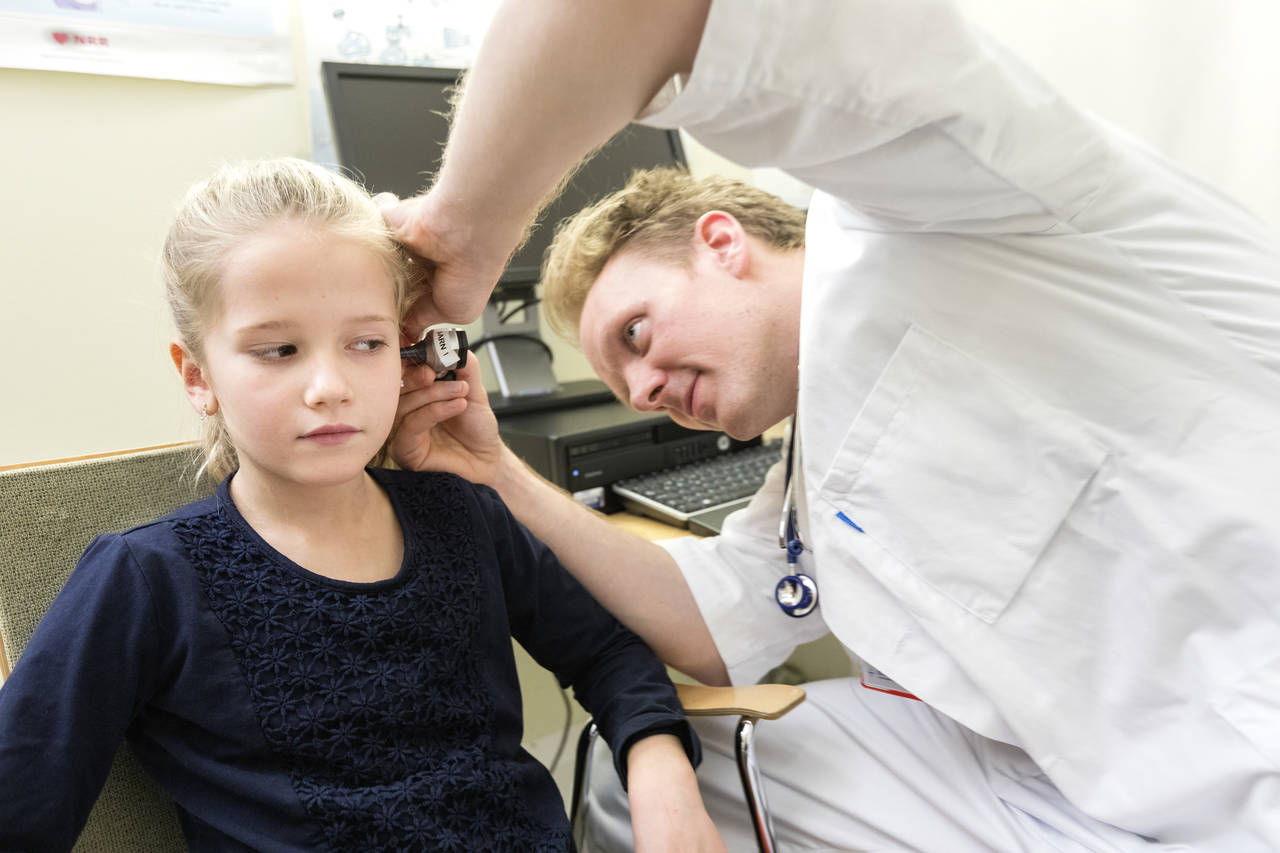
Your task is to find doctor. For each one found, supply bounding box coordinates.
[380,0,1280,849]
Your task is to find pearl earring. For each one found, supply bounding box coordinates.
[200,403,208,422]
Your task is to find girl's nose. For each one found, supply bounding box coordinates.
[303,355,354,408]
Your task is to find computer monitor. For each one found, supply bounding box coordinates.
[320,61,687,297]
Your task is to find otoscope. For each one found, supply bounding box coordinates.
[400,327,469,380]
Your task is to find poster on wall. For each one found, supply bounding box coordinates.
[0,0,292,85]
[301,1,497,166]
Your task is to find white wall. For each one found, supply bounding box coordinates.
[959,0,1280,233]
[2,0,1278,466]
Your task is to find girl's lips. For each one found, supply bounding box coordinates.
[301,425,359,445]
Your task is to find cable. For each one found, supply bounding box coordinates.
[497,298,542,324]
[469,333,554,363]
[547,675,574,776]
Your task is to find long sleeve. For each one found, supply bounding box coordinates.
[470,485,699,788]
[0,534,161,851]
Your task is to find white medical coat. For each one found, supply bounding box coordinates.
[641,0,1280,848]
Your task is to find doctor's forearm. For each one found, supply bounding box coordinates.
[491,448,729,686]
[428,0,709,262]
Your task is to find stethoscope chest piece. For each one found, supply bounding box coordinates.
[776,419,818,618]
[775,572,818,618]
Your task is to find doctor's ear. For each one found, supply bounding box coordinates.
[169,340,219,417]
[695,210,749,277]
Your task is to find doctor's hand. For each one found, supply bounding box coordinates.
[391,358,505,485]
[626,734,728,853]
[376,190,525,334]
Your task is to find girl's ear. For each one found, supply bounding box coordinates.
[169,340,219,417]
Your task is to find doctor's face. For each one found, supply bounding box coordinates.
[578,247,798,440]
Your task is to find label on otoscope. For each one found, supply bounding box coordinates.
[432,328,461,369]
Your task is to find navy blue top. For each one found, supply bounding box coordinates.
[0,468,697,852]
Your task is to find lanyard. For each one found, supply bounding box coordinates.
[775,420,818,617]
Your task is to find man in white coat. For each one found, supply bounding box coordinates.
[381,0,1280,849]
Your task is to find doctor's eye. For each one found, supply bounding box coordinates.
[623,319,646,350]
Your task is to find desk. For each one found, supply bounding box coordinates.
[600,508,701,542]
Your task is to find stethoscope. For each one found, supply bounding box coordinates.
[776,421,819,617]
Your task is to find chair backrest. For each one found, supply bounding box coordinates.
[0,443,212,852]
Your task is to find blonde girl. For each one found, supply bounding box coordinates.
[0,158,717,852]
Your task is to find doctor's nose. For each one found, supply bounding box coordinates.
[627,364,667,412]
[304,355,354,408]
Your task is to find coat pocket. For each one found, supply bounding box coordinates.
[818,324,1106,623]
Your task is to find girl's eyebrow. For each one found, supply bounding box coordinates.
[234,314,397,335]
[349,313,398,326]
[233,319,293,335]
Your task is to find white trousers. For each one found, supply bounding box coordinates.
[584,678,1181,853]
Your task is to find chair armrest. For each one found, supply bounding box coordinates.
[674,683,805,720]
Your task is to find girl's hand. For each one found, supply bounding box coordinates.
[626,734,728,853]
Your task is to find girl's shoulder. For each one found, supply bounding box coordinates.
[79,491,221,578]
[57,492,221,625]
[113,490,221,543]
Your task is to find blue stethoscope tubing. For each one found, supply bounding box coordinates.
[776,421,819,617]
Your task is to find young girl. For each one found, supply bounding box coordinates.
[0,158,722,851]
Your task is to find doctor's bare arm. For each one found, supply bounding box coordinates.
[378,0,710,330]
[392,360,731,686]
[489,446,729,685]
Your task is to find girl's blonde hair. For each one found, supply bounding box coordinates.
[161,157,415,483]
[541,167,807,342]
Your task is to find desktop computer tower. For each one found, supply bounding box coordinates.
[497,400,758,503]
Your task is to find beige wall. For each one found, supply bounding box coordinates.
[0,62,312,466]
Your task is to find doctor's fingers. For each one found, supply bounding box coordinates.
[390,392,469,464]
[396,379,469,422]
[375,190,424,250]
[399,360,441,395]
[378,191,488,329]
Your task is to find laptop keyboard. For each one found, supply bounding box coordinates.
[611,440,783,527]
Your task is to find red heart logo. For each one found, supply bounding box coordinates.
[52,32,69,44]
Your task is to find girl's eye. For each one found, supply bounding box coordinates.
[624,319,644,349]
[251,344,296,360]
[353,338,388,353]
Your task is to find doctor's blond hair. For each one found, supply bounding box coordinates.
[541,167,806,342]
[161,157,414,483]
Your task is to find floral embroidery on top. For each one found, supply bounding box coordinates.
[174,472,569,851]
